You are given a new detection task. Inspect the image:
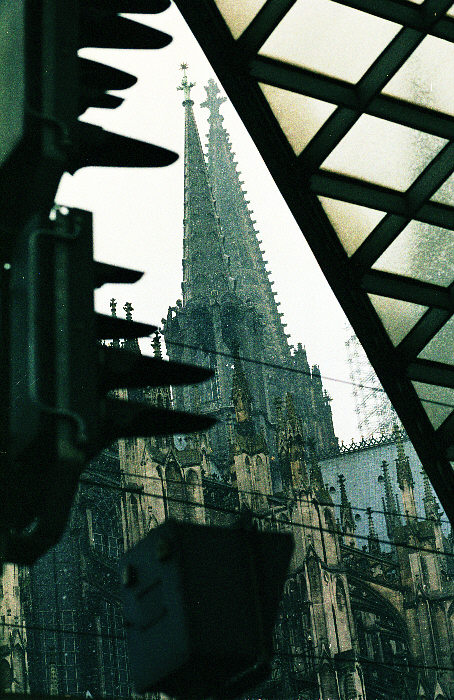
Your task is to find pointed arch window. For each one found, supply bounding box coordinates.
[324,508,336,537]
[166,463,186,520]
[185,469,201,523]
[209,353,219,401]
[307,558,322,604]
[335,578,347,611]
[130,495,141,543]
[91,502,122,560]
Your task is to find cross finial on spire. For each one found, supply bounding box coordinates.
[123,301,133,321]
[152,330,162,359]
[201,79,227,119]
[178,63,195,103]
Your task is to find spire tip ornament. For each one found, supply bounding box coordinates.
[178,62,195,103]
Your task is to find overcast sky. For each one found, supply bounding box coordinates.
[55,3,369,444]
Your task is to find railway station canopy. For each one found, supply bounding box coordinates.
[173,0,454,522]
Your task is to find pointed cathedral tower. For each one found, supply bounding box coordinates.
[201,79,291,368]
[164,69,337,475]
[164,66,270,472]
[202,79,337,453]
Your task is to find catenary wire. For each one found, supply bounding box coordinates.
[93,466,452,528]
[8,618,454,678]
[162,336,454,411]
[1,619,125,643]
[79,474,454,559]
[276,649,454,676]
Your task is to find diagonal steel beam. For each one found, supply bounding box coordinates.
[296,0,453,172]
[396,308,453,360]
[310,171,454,230]
[407,359,454,389]
[298,27,426,171]
[250,57,454,141]
[334,0,454,42]
[361,270,454,310]
[236,0,297,57]
[351,141,454,269]
[249,57,357,109]
[436,412,454,457]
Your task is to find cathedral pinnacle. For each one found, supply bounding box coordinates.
[338,473,355,535]
[422,471,440,522]
[123,301,133,321]
[308,441,332,504]
[178,62,195,104]
[366,507,381,555]
[378,459,401,539]
[110,298,120,348]
[122,302,140,354]
[232,356,253,423]
[152,330,162,359]
[393,423,413,490]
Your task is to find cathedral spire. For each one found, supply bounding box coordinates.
[338,473,356,545]
[110,298,120,349]
[122,302,140,354]
[177,62,195,104]
[201,79,291,366]
[179,68,230,306]
[308,442,332,505]
[232,356,253,425]
[379,459,401,539]
[152,330,163,359]
[394,424,413,489]
[393,424,417,520]
[422,471,440,523]
[366,507,381,555]
[284,393,308,489]
[201,79,337,455]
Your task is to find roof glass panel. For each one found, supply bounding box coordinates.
[383,35,454,116]
[431,172,454,205]
[418,315,454,366]
[368,293,427,346]
[213,0,266,39]
[318,197,386,256]
[321,115,447,191]
[411,381,454,430]
[259,84,336,155]
[259,0,401,83]
[372,221,454,287]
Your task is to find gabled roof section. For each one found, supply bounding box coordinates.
[173,0,454,524]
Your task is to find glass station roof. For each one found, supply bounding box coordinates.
[174,0,454,523]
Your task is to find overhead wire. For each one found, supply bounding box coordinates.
[162,337,454,411]
[9,619,454,678]
[275,649,454,677]
[2,619,124,643]
[112,466,452,528]
[79,474,454,559]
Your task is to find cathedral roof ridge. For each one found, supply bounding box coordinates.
[319,429,410,460]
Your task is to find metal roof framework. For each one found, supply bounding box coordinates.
[173,0,454,523]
